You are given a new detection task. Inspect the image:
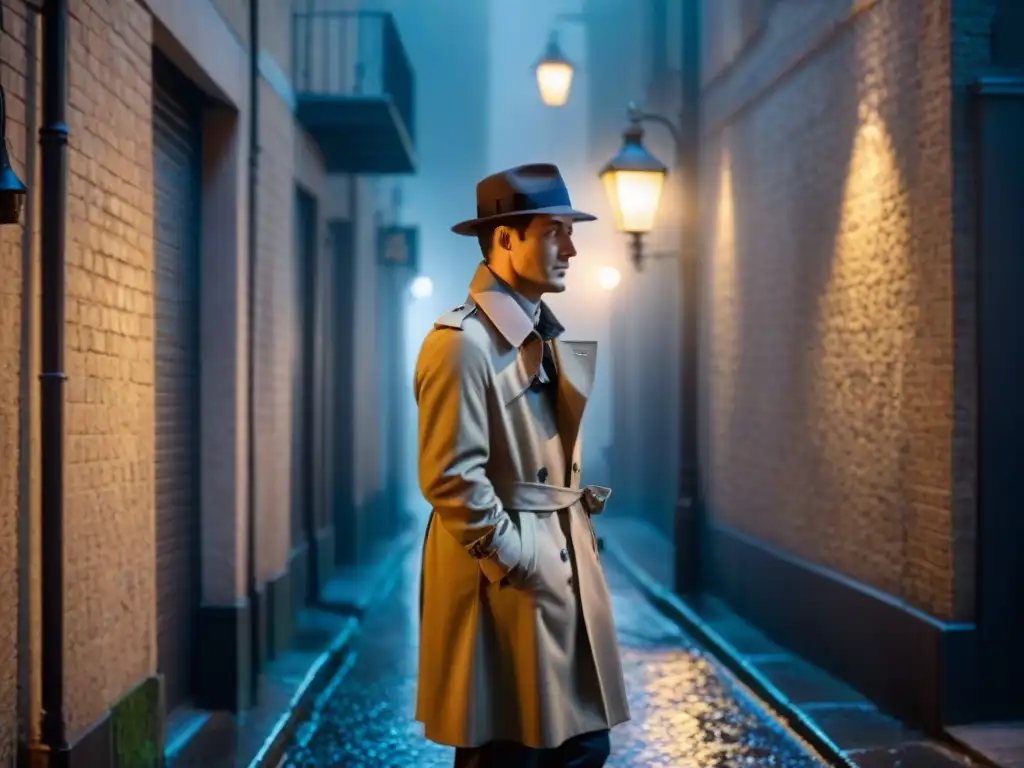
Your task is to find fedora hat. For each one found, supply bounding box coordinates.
[451,163,597,236]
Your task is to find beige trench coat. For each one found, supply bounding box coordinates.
[414,264,630,749]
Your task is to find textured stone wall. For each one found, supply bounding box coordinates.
[0,1,30,759]
[699,0,972,620]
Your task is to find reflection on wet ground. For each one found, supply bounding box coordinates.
[284,546,826,767]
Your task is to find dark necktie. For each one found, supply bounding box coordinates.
[529,339,559,392]
[541,340,558,387]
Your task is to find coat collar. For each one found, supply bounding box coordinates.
[468,263,564,348]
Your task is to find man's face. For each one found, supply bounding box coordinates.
[503,214,577,295]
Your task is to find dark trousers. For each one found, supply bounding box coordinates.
[453,729,611,768]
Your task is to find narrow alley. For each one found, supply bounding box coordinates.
[3,0,1024,766]
[283,546,826,767]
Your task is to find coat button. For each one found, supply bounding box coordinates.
[560,548,569,562]
[573,462,579,474]
[537,467,548,483]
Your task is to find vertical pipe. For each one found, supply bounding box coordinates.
[303,193,319,595]
[247,0,261,706]
[303,0,313,92]
[674,0,703,596]
[39,0,70,760]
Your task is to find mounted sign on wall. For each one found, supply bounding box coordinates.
[0,5,28,225]
[377,224,420,273]
[0,84,29,225]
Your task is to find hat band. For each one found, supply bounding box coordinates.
[476,187,572,219]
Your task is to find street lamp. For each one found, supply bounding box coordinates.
[0,85,28,225]
[534,13,587,107]
[409,275,433,301]
[599,102,679,271]
[600,0,702,602]
[535,31,574,107]
[597,266,621,291]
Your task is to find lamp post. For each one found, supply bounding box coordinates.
[0,85,28,225]
[598,102,677,271]
[598,0,701,597]
[534,12,587,107]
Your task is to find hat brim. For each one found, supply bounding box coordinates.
[451,205,598,236]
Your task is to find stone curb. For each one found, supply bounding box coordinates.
[248,531,418,768]
[602,537,855,768]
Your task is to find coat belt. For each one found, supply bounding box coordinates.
[496,481,612,515]
[418,482,613,619]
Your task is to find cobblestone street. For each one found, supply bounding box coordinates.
[284,543,826,767]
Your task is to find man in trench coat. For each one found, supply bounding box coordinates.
[414,164,630,768]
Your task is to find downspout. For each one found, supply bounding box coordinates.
[674,0,703,596]
[247,0,261,705]
[39,0,71,761]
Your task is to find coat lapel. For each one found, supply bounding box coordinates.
[553,340,597,459]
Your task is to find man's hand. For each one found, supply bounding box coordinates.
[416,328,523,583]
[504,561,531,589]
[581,485,612,515]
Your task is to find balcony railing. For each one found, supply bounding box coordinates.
[292,10,416,173]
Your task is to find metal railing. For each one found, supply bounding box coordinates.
[292,10,415,142]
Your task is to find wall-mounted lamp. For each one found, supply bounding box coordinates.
[599,102,681,271]
[0,85,28,225]
[535,31,574,107]
[533,12,587,107]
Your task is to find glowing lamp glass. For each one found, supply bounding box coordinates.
[536,60,574,107]
[600,168,666,234]
[410,275,433,300]
[597,266,621,291]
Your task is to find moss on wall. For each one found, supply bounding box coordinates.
[110,676,163,767]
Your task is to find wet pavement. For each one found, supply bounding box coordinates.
[284,545,827,768]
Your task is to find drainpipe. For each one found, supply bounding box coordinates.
[39,0,71,761]
[673,0,702,596]
[247,0,261,705]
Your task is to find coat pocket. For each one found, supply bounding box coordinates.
[516,511,538,576]
[500,512,538,591]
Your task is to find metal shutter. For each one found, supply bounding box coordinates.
[153,60,202,713]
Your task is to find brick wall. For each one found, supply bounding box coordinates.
[352,176,382,519]
[0,0,159,741]
[4,0,166,747]
[700,0,971,620]
[253,79,296,584]
[207,0,304,590]
[0,1,30,759]
[62,0,157,735]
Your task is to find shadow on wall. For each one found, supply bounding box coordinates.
[703,0,959,617]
